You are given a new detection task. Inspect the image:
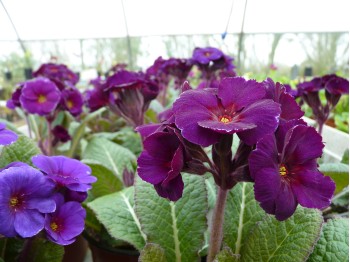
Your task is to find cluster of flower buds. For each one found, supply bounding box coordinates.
[297,74,349,132]
[137,76,336,221]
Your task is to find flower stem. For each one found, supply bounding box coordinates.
[46,118,53,156]
[207,187,228,262]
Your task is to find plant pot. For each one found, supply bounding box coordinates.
[62,235,88,262]
[83,232,139,262]
[24,68,33,80]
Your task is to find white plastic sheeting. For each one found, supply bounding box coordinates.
[1,0,349,41]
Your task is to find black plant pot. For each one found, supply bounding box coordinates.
[24,68,33,79]
[83,232,139,262]
[5,71,12,81]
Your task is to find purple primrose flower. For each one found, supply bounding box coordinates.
[173,77,281,147]
[0,166,56,237]
[33,63,79,90]
[45,194,86,245]
[249,120,335,220]
[0,123,18,146]
[61,87,84,116]
[192,47,224,65]
[6,85,23,110]
[137,131,185,201]
[19,77,61,116]
[32,155,97,192]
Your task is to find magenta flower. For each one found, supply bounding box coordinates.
[32,155,97,192]
[263,78,304,121]
[6,85,23,109]
[33,63,79,90]
[85,77,109,112]
[173,77,281,146]
[61,87,84,116]
[137,131,185,201]
[0,123,18,146]
[249,120,335,220]
[192,47,224,65]
[19,77,61,116]
[0,166,56,237]
[104,70,159,127]
[45,194,86,245]
[52,125,71,146]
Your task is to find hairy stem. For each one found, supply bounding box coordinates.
[207,187,228,262]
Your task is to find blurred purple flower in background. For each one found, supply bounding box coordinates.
[19,77,61,116]
[0,123,18,146]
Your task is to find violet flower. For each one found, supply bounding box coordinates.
[52,125,71,146]
[249,120,335,220]
[297,74,349,133]
[0,123,18,146]
[32,155,97,192]
[173,77,281,147]
[6,85,23,109]
[85,77,109,112]
[104,70,159,127]
[19,77,61,116]
[0,166,56,237]
[263,78,304,122]
[45,194,86,245]
[33,63,79,90]
[137,131,185,201]
[61,87,84,116]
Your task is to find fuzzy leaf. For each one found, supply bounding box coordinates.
[214,246,240,262]
[82,159,123,200]
[83,137,136,181]
[139,243,167,262]
[135,174,208,262]
[87,186,146,250]
[0,135,41,167]
[319,163,349,194]
[26,238,64,262]
[308,218,349,262]
[223,182,265,255]
[240,206,323,262]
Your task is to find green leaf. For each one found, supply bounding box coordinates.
[134,174,208,262]
[214,246,240,262]
[83,137,136,181]
[82,159,123,200]
[0,135,41,167]
[341,149,349,164]
[223,182,265,255]
[0,238,24,262]
[319,163,349,194]
[26,238,64,262]
[332,186,349,206]
[308,218,349,262]
[240,207,323,262]
[66,107,106,158]
[139,243,167,262]
[87,186,146,250]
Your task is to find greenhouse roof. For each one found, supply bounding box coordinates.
[1,0,349,41]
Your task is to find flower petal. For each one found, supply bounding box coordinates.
[218,77,265,110]
[173,89,221,146]
[14,210,45,237]
[237,99,281,145]
[137,151,169,184]
[291,170,335,209]
[274,181,298,221]
[154,175,184,201]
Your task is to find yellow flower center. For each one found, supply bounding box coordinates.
[9,197,19,207]
[50,222,58,232]
[38,95,47,103]
[279,165,288,176]
[66,100,74,109]
[219,116,232,124]
[204,52,211,57]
